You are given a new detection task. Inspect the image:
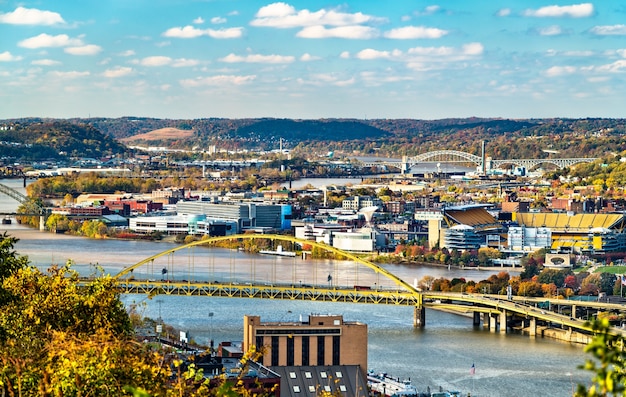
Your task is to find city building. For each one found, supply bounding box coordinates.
[176,199,291,233]
[129,215,237,236]
[294,224,383,252]
[341,195,382,211]
[243,314,367,378]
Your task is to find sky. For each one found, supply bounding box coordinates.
[2,1,626,120]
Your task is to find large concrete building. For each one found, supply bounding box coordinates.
[176,199,292,233]
[243,314,367,378]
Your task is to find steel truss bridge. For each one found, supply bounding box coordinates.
[0,182,45,214]
[112,234,625,340]
[357,150,596,173]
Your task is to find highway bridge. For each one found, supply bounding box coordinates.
[358,150,596,174]
[110,234,626,342]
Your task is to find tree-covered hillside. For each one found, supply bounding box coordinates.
[3,117,626,162]
[0,120,128,161]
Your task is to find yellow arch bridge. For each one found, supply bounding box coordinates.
[112,234,626,341]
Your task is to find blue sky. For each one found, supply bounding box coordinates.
[2,1,626,120]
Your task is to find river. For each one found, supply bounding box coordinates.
[0,178,590,396]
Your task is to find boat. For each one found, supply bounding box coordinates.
[259,245,296,257]
[367,371,463,397]
[1,216,11,225]
[367,371,419,397]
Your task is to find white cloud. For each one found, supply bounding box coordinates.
[162,25,243,39]
[179,75,256,87]
[523,3,593,18]
[590,25,626,36]
[546,49,594,57]
[172,58,200,67]
[355,49,387,60]
[300,53,321,61]
[194,17,205,24]
[355,42,483,65]
[596,60,626,73]
[137,56,199,67]
[206,27,244,39]
[49,70,90,78]
[18,33,82,49]
[413,5,441,16]
[103,66,133,78]
[340,51,350,59]
[544,65,577,76]
[0,6,65,25]
[461,42,484,56]
[251,2,385,28]
[163,26,206,38]
[497,8,512,17]
[210,17,226,24]
[297,25,378,39]
[32,59,60,66]
[383,26,448,39]
[140,56,172,66]
[537,25,563,36]
[118,50,136,57]
[64,44,102,55]
[220,53,295,63]
[0,51,22,62]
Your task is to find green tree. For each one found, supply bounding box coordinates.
[576,318,626,396]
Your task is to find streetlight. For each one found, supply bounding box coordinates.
[208,312,214,355]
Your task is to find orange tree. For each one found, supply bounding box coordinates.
[0,233,170,396]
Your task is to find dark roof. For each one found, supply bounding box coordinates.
[269,365,368,397]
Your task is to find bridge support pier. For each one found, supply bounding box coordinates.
[500,309,507,334]
[483,313,489,329]
[413,306,425,328]
[39,215,45,231]
[571,305,577,318]
[473,312,481,327]
[528,317,537,337]
[489,315,497,333]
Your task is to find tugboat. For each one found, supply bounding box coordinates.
[367,371,419,397]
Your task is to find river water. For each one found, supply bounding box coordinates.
[0,179,590,396]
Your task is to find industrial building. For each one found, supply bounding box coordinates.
[243,314,367,377]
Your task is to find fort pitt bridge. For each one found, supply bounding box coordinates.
[104,233,626,343]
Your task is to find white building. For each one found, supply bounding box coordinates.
[129,214,237,236]
[294,224,384,252]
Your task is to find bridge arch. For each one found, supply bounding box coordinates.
[114,233,420,295]
[0,182,45,214]
[409,150,482,166]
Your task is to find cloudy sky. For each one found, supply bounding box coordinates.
[2,1,626,120]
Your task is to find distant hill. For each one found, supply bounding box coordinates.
[3,116,626,161]
[120,127,195,143]
[0,120,128,161]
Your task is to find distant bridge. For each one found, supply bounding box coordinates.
[108,234,625,341]
[358,150,596,173]
[0,182,46,229]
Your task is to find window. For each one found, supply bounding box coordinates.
[308,385,315,393]
[324,386,331,392]
[335,371,343,378]
[289,372,297,379]
[320,371,327,378]
[293,386,300,393]
[304,372,312,379]
[339,385,347,392]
